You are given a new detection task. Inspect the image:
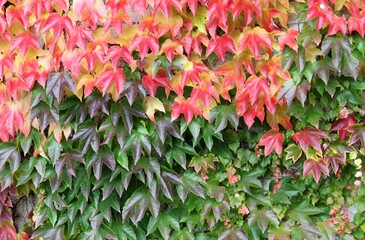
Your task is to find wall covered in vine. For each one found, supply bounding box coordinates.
[0,0,365,239]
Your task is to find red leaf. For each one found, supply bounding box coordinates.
[10,32,39,56]
[0,102,24,140]
[327,15,347,35]
[130,0,147,15]
[347,124,365,147]
[292,128,328,153]
[0,55,13,79]
[107,45,133,68]
[303,158,329,183]
[214,60,245,92]
[278,28,299,52]
[206,34,236,61]
[171,96,203,123]
[130,32,159,59]
[242,75,274,113]
[238,27,272,57]
[73,0,107,29]
[181,61,209,86]
[96,66,126,95]
[160,40,183,63]
[325,153,346,174]
[348,10,365,37]
[187,0,199,15]
[67,25,94,50]
[206,0,229,37]
[23,0,46,20]
[0,220,17,240]
[61,49,83,78]
[258,130,283,156]
[182,32,209,56]
[330,114,358,141]
[190,81,219,107]
[6,5,27,29]
[307,1,334,30]
[229,0,262,24]
[152,0,185,17]
[142,72,171,97]
[42,13,73,40]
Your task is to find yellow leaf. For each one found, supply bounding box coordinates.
[305,44,322,62]
[144,96,165,123]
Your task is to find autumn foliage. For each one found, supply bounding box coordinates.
[1,0,365,239]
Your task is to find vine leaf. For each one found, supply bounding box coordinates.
[285,144,302,162]
[87,146,116,180]
[0,221,17,240]
[278,28,299,52]
[330,114,358,141]
[46,72,76,102]
[0,142,20,173]
[303,159,329,183]
[96,66,126,97]
[171,96,202,124]
[238,27,272,57]
[292,128,328,153]
[322,36,351,69]
[10,32,39,56]
[347,124,365,147]
[144,96,165,123]
[31,225,65,240]
[324,153,346,174]
[71,120,100,154]
[31,101,59,132]
[248,209,279,233]
[42,13,73,39]
[206,34,236,61]
[156,117,183,143]
[258,130,283,156]
[348,12,365,37]
[122,187,160,226]
[209,105,239,133]
[56,150,84,177]
[0,102,24,140]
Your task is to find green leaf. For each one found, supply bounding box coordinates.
[248,209,279,233]
[45,135,62,164]
[288,200,323,223]
[166,142,197,169]
[72,120,100,154]
[32,225,65,240]
[0,142,20,173]
[285,144,302,162]
[321,36,351,68]
[156,117,183,143]
[182,171,205,199]
[209,105,239,133]
[122,188,160,225]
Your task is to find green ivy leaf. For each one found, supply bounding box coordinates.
[0,142,20,173]
[72,120,100,154]
[122,187,160,225]
[209,105,239,133]
[248,209,279,233]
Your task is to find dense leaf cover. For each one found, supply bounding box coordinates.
[0,0,365,239]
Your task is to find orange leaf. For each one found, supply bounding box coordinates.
[238,27,272,57]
